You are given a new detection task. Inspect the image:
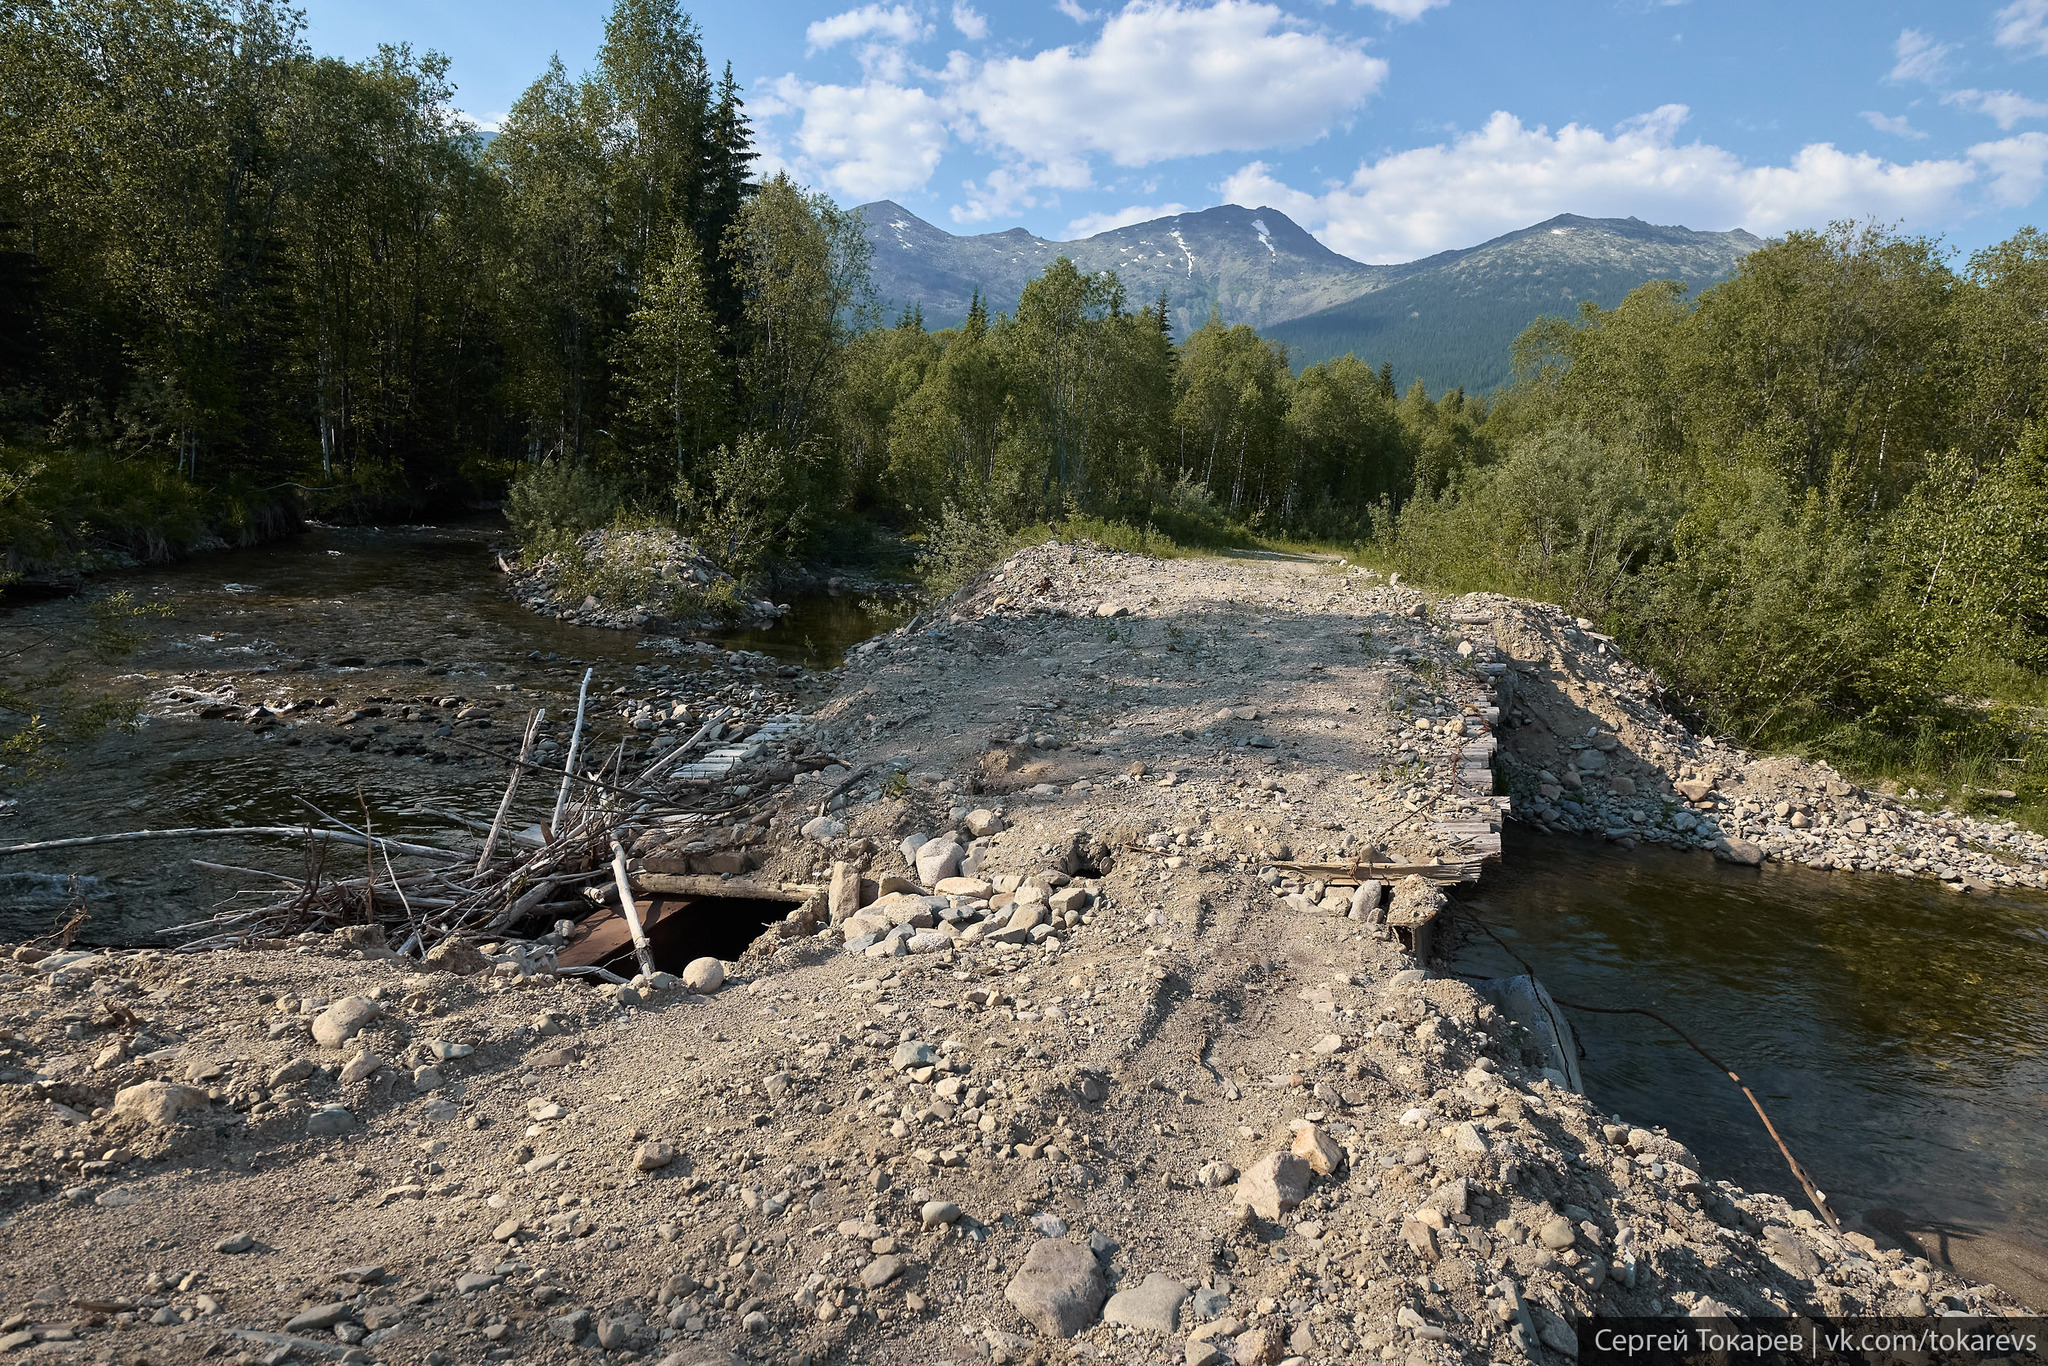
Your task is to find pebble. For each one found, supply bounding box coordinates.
[682,957,725,993]
[284,1302,354,1333]
[305,1105,357,1137]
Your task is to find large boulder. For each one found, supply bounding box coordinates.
[914,838,964,886]
[827,861,863,922]
[1004,1240,1107,1338]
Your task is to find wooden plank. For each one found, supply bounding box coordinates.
[629,872,816,903]
[559,896,685,969]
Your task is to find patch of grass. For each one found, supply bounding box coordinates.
[1805,709,2048,835]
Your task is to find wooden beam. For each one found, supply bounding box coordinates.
[629,872,817,903]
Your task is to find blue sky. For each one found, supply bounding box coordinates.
[299,0,2048,262]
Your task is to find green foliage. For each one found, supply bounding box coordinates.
[1375,221,2048,823]
[725,176,874,454]
[0,714,56,780]
[679,432,815,581]
[616,229,728,489]
[505,459,623,556]
[1146,473,1247,549]
[915,500,1013,595]
[1376,428,1678,618]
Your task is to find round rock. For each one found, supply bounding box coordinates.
[682,957,725,993]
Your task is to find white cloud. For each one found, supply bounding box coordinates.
[1860,110,1926,139]
[1055,0,1102,21]
[957,1,1385,170]
[951,2,989,38]
[806,4,925,52]
[1971,131,2048,204]
[1944,88,2048,129]
[1888,28,1952,84]
[764,76,949,200]
[1995,0,2048,58]
[1063,202,1192,236]
[952,162,1093,223]
[1221,105,2001,263]
[1354,0,1447,18]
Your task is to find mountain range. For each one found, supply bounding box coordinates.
[856,201,1761,394]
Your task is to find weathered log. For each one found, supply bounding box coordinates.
[628,871,817,902]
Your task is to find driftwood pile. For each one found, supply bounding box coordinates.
[0,670,826,972]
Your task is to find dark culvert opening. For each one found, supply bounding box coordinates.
[562,894,793,978]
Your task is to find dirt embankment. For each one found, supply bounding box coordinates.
[1478,598,2048,895]
[0,545,2024,1366]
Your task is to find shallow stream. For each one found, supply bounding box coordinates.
[0,521,896,945]
[1449,826,2048,1305]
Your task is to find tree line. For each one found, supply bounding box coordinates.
[1379,221,2048,809]
[0,0,1474,572]
[2,1,2044,812]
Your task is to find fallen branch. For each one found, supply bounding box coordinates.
[0,827,467,862]
[552,668,594,837]
[610,833,657,980]
[479,710,544,874]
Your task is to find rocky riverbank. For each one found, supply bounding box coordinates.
[1471,596,2048,894]
[505,528,783,634]
[0,543,2029,1366]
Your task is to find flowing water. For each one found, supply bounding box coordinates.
[1449,826,2048,1304]
[0,520,898,945]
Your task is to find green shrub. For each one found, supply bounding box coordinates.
[917,500,1014,595]
[0,444,221,573]
[1147,473,1247,548]
[505,459,622,556]
[677,433,816,581]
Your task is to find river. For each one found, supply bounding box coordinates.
[0,520,898,946]
[1448,825,2048,1305]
